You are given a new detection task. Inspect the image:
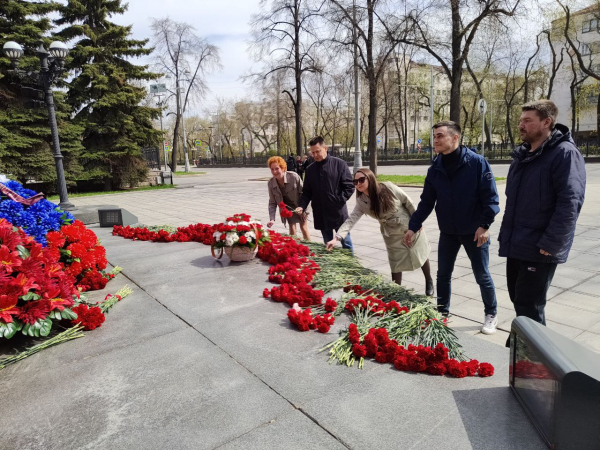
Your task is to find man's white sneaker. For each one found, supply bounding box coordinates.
[481,314,498,335]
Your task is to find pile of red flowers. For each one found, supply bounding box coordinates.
[113,223,216,245]
[260,232,325,309]
[349,325,494,377]
[0,219,80,338]
[345,296,410,316]
[287,308,335,333]
[46,220,113,291]
[113,216,496,378]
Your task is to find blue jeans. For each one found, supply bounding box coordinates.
[322,229,354,252]
[437,232,497,316]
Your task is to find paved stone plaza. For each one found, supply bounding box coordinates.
[72,163,600,352]
[0,226,546,449]
[2,162,598,448]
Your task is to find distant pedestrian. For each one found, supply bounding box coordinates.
[499,100,586,342]
[296,136,355,251]
[286,155,297,173]
[296,156,304,179]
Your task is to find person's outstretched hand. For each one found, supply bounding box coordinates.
[267,220,275,228]
[325,239,338,251]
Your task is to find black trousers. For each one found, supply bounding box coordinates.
[506,257,558,325]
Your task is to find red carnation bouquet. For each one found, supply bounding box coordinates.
[45,220,113,292]
[0,219,80,339]
[212,214,270,250]
[278,202,294,219]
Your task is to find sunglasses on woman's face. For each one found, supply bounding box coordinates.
[353,176,367,185]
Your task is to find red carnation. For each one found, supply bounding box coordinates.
[352,344,367,358]
[239,236,248,245]
[263,288,270,298]
[446,360,469,378]
[317,323,330,333]
[394,356,409,371]
[478,362,495,377]
[324,298,337,313]
[71,303,106,331]
[466,360,480,376]
[427,362,447,376]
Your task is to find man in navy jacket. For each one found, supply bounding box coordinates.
[297,136,355,250]
[499,100,585,336]
[404,121,501,334]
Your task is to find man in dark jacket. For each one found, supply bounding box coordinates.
[296,136,355,250]
[286,155,297,173]
[499,100,586,334]
[403,121,501,334]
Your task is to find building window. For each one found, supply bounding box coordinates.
[583,18,599,33]
[581,43,592,55]
[583,20,591,33]
[436,89,440,95]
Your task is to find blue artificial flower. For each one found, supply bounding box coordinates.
[0,179,73,245]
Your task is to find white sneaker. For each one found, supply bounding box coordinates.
[481,314,498,335]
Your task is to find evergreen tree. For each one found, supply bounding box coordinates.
[0,1,83,187]
[56,0,161,188]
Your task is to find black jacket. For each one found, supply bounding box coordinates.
[499,124,586,264]
[409,146,500,235]
[299,156,354,230]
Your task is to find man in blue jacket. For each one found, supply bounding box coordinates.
[499,100,585,338]
[403,121,501,334]
[296,136,355,250]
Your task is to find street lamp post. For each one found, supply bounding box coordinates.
[3,40,74,211]
[352,0,362,174]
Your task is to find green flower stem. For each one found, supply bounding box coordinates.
[0,325,85,370]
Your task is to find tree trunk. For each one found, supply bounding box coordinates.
[506,107,515,148]
[294,2,303,156]
[366,0,378,174]
[449,0,463,122]
[171,79,181,171]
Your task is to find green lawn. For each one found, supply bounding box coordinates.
[47,184,176,200]
[173,171,206,176]
[377,174,506,186]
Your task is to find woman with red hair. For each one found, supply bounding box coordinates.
[267,156,311,240]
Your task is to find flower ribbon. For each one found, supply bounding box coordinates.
[0,184,45,206]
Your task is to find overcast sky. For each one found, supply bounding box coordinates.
[112,0,264,109]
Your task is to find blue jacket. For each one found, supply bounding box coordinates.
[498,124,586,264]
[409,146,500,235]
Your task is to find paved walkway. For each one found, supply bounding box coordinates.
[71,163,600,352]
[0,227,545,449]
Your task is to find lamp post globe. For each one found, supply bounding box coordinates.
[49,41,69,60]
[3,41,24,65]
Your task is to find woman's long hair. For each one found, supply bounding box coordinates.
[355,168,395,218]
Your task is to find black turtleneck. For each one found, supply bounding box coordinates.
[442,147,461,179]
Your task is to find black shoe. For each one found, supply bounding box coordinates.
[426,280,434,297]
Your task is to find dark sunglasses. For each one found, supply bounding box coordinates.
[353,176,367,185]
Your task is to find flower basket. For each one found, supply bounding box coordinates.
[211,244,258,262]
[211,214,270,262]
[226,245,258,261]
